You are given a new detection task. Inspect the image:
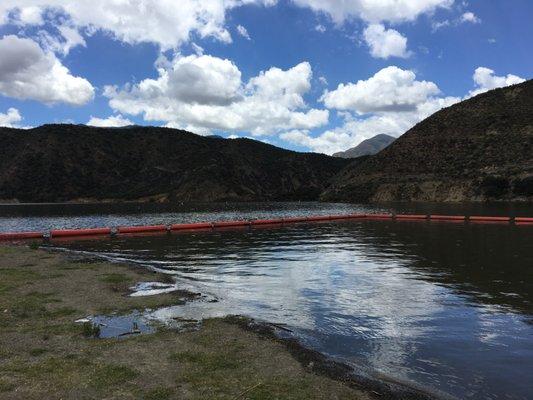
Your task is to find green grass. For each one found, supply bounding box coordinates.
[2,268,42,282]
[99,273,134,292]
[169,351,239,371]
[0,378,15,393]
[144,387,175,400]
[82,322,101,338]
[99,273,133,285]
[29,348,48,357]
[10,292,61,319]
[89,364,139,389]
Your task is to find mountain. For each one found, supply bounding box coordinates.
[333,134,396,158]
[322,80,533,202]
[0,124,350,203]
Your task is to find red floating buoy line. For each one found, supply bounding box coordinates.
[0,213,532,242]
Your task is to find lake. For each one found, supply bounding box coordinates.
[1,202,532,399]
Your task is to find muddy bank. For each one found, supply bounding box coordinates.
[226,316,442,400]
[0,244,442,399]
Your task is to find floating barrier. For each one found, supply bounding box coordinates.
[365,213,394,220]
[50,227,112,238]
[213,220,252,228]
[395,214,428,220]
[118,225,168,234]
[250,218,285,226]
[429,215,466,221]
[515,217,533,225]
[1,213,531,242]
[469,216,511,223]
[0,231,44,241]
[171,222,213,231]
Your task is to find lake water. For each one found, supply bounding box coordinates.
[1,202,532,399]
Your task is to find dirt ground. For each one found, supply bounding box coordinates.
[0,244,373,400]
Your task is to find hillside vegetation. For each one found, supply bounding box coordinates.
[0,125,349,203]
[323,80,533,202]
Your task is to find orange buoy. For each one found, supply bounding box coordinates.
[430,215,466,221]
[118,225,168,234]
[395,214,428,220]
[0,231,43,241]
[51,227,112,238]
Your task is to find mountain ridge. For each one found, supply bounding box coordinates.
[322,80,533,202]
[0,124,350,203]
[333,134,396,158]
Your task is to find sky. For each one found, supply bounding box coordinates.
[0,1,531,155]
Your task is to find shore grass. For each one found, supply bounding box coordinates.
[0,244,370,400]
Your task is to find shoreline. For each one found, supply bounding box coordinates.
[0,244,443,399]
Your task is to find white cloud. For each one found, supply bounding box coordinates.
[0,1,279,51]
[321,66,440,114]
[36,24,87,56]
[432,10,481,31]
[291,0,454,24]
[87,115,133,127]
[460,12,480,24]
[0,1,455,52]
[236,24,251,40]
[282,66,462,154]
[0,107,22,127]
[191,43,205,56]
[288,65,526,154]
[363,24,410,59]
[469,67,525,97]
[431,20,450,30]
[0,35,94,105]
[105,55,328,136]
[282,96,459,155]
[315,24,326,33]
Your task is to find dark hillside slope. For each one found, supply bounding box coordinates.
[322,80,533,202]
[0,125,350,203]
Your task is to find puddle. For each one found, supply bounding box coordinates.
[76,311,155,338]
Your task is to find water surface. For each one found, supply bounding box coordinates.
[1,202,532,399]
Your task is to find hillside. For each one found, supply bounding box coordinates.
[333,134,396,158]
[0,125,350,203]
[322,80,533,202]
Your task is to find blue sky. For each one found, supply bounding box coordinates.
[0,1,531,154]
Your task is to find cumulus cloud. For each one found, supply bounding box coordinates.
[460,12,481,24]
[291,0,453,24]
[0,35,94,105]
[321,66,440,114]
[105,55,328,136]
[0,107,23,127]
[0,1,455,52]
[87,115,133,128]
[282,96,459,154]
[0,1,281,51]
[287,65,526,154]
[282,66,461,154]
[363,24,410,59]
[236,25,251,40]
[469,67,525,97]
